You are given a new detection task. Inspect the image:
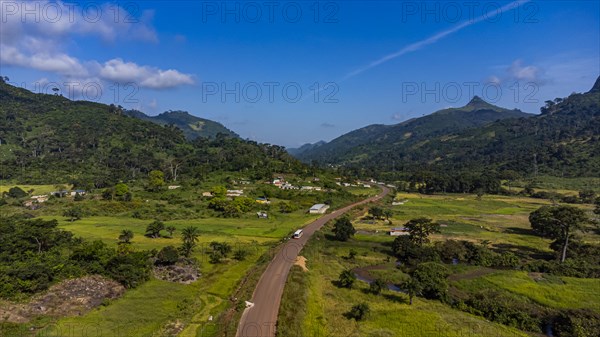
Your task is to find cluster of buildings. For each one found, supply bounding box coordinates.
[271,178,324,192]
[22,189,87,209]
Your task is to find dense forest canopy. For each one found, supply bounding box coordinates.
[0,81,307,186]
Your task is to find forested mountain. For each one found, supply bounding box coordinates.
[287,140,326,157]
[294,96,531,163]
[0,80,304,186]
[123,109,238,140]
[307,77,600,180]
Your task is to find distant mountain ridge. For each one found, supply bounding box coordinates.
[294,96,532,163]
[294,76,600,178]
[124,109,238,140]
[287,140,326,156]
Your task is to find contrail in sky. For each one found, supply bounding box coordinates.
[341,0,531,81]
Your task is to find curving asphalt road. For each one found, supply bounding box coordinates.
[236,185,390,337]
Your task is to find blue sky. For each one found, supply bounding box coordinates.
[1,0,599,147]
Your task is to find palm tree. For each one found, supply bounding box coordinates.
[166,226,176,238]
[181,226,200,244]
[180,226,200,258]
[145,220,165,238]
[119,229,134,244]
[180,241,196,258]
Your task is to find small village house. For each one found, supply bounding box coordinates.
[70,189,87,197]
[389,227,409,236]
[309,204,330,214]
[226,190,244,197]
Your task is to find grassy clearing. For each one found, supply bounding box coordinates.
[278,192,600,336]
[43,279,199,336]
[28,207,318,336]
[277,231,527,337]
[452,270,600,311]
[518,176,600,193]
[346,186,379,197]
[354,193,598,252]
[0,184,68,195]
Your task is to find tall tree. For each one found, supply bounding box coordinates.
[405,218,440,246]
[402,278,423,305]
[529,205,589,263]
[63,206,83,222]
[368,206,384,220]
[147,170,165,192]
[383,209,393,222]
[180,226,201,257]
[118,230,134,244]
[332,217,356,242]
[409,262,449,301]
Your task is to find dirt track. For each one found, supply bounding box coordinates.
[236,186,390,337]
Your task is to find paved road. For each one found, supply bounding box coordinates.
[236,186,390,337]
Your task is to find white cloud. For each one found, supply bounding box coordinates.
[391,113,404,121]
[487,75,501,85]
[0,45,89,77]
[0,1,194,90]
[487,59,546,86]
[508,60,540,82]
[148,99,158,109]
[0,0,158,43]
[98,59,194,89]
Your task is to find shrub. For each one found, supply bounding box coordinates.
[7,187,27,199]
[156,246,179,266]
[337,269,356,288]
[410,262,449,301]
[553,309,600,337]
[492,251,520,268]
[462,290,542,332]
[233,249,249,261]
[346,303,370,321]
[369,278,386,295]
[105,251,151,288]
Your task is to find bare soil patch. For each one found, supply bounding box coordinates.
[294,256,308,272]
[0,275,124,323]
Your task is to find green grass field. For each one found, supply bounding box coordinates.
[451,270,600,311]
[277,192,600,337]
[5,185,599,337]
[0,184,69,195]
[277,231,528,337]
[354,192,598,250]
[27,210,319,337]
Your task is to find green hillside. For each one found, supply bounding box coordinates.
[0,80,303,185]
[124,109,239,140]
